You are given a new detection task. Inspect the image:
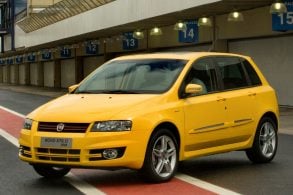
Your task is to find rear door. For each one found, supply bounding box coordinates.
[214,57,258,144]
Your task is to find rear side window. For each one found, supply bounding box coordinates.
[215,57,249,90]
[242,59,262,86]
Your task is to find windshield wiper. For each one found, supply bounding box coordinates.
[100,90,141,94]
[75,90,94,94]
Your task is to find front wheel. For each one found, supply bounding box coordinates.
[140,129,178,183]
[246,117,278,163]
[33,164,71,179]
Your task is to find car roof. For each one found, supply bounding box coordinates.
[113,52,248,61]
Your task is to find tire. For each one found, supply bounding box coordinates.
[33,164,71,179]
[140,128,179,183]
[246,117,278,163]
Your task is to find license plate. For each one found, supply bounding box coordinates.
[41,137,72,148]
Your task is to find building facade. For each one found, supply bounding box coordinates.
[0,0,293,106]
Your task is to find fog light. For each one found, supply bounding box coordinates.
[19,146,24,155]
[102,149,118,159]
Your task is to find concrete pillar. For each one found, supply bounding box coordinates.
[6,65,10,84]
[25,63,30,85]
[14,64,19,84]
[37,62,44,86]
[75,56,83,83]
[0,66,3,83]
[54,59,61,88]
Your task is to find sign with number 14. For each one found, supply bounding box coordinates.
[178,20,199,43]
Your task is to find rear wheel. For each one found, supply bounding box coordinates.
[246,117,278,163]
[33,165,71,179]
[140,129,178,183]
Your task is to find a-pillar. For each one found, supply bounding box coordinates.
[54,59,61,88]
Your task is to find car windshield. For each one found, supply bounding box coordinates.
[75,59,187,94]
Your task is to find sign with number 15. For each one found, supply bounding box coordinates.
[178,20,199,43]
[272,0,293,31]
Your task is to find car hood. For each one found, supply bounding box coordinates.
[28,94,161,122]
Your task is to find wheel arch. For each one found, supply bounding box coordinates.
[260,111,279,131]
[152,122,181,151]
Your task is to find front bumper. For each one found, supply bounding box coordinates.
[18,126,148,170]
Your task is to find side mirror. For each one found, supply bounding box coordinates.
[185,84,202,94]
[68,84,79,93]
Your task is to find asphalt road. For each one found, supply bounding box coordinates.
[0,89,293,195]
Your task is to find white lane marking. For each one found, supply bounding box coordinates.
[0,106,105,195]
[0,105,26,118]
[176,173,241,195]
[65,173,106,195]
[0,128,19,146]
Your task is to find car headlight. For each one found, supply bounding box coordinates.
[23,118,33,130]
[91,120,132,132]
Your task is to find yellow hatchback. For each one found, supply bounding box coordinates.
[19,52,279,182]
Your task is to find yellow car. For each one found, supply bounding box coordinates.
[19,52,279,182]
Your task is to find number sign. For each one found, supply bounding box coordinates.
[42,51,52,60]
[272,0,293,31]
[7,58,13,65]
[86,42,98,55]
[27,53,36,62]
[16,56,23,64]
[178,20,199,43]
[123,32,138,50]
[60,47,71,58]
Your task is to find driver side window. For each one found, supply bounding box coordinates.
[185,58,218,96]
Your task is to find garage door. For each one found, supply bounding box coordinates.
[61,59,75,88]
[83,56,104,78]
[229,35,293,106]
[44,61,55,87]
[19,64,26,84]
[30,63,38,86]
[10,65,16,84]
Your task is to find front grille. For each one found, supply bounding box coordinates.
[38,122,89,133]
[35,148,81,162]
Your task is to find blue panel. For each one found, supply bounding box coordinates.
[27,54,35,62]
[7,58,14,65]
[42,51,52,60]
[0,59,5,65]
[60,47,72,58]
[16,56,23,64]
[85,43,98,55]
[178,20,199,43]
[123,32,138,50]
[272,0,293,31]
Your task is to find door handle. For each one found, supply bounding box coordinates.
[248,92,256,97]
[217,97,226,102]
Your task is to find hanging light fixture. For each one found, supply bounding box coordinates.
[270,1,287,14]
[174,21,187,31]
[133,29,144,39]
[198,17,212,27]
[228,11,244,22]
[150,27,163,36]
